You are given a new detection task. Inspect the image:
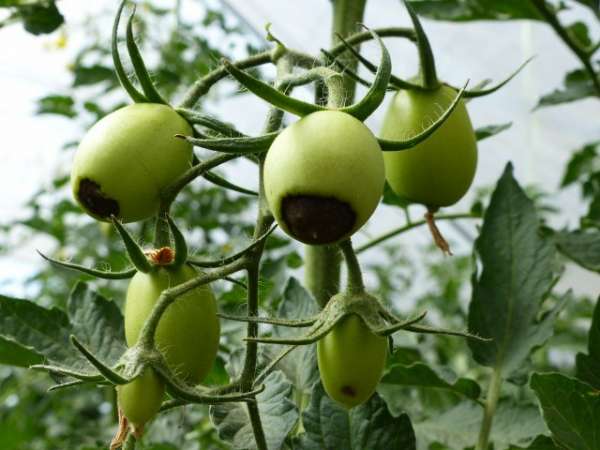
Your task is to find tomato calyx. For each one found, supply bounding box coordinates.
[144,247,175,266]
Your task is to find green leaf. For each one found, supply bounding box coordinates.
[475,122,512,142]
[297,383,416,450]
[0,283,125,373]
[66,282,126,367]
[531,372,600,450]
[36,95,76,117]
[566,21,592,49]
[415,399,547,449]
[272,278,320,393]
[574,0,599,13]
[560,142,599,188]
[405,0,542,21]
[576,298,600,389]
[0,337,43,367]
[468,163,559,376]
[537,69,597,108]
[555,229,600,272]
[210,371,298,450]
[72,64,116,87]
[381,362,481,400]
[381,181,410,208]
[19,1,64,35]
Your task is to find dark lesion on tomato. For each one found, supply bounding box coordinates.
[341,385,357,397]
[281,194,356,245]
[77,178,120,219]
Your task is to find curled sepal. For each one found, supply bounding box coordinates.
[152,361,265,404]
[70,335,131,385]
[188,224,277,268]
[112,0,146,103]
[166,215,187,269]
[458,57,534,98]
[223,59,326,117]
[218,313,317,328]
[125,6,167,104]
[176,131,278,154]
[320,48,381,91]
[30,364,105,382]
[37,250,136,280]
[111,216,153,273]
[404,324,491,342]
[372,311,428,336]
[176,108,245,137]
[339,27,391,121]
[378,81,468,151]
[203,171,258,197]
[331,36,423,91]
[403,0,439,89]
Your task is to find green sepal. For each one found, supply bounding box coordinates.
[332,35,423,91]
[30,364,105,382]
[217,313,317,328]
[188,224,276,268]
[166,215,187,269]
[378,81,468,151]
[70,335,130,385]
[457,57,534,98]
[203,171,258,196]
[111,216,153,273]
[176,131,278,154]
[112,0,146,103]
[37,250,136,280]
[338,27,392,121]
[176,108,245,137]
[320,48,380,91]
[125,6,167,104]
[404,324,491,341]
[48,379,110,392]
[403,0,439,89]
[223,59,326,117]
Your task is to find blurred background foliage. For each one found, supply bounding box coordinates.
[0,0,599,449]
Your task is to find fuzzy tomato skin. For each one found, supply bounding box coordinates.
[125,264,220,384]
[264,110,385,245]
[317,314,388,408]
[381,85,477,208]
[117,368,164,431]
[71,103,193,223]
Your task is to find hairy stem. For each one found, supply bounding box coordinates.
[476,367,503,450]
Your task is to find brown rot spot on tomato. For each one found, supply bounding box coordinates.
[281,195,356,245]
[77,178,119,219]
[341,385,357,397]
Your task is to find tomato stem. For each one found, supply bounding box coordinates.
[476,367,503,450]
[339,239,365,294]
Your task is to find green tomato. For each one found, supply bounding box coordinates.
[125,264,220,384]
[71,103,193,223]
[380,85,477,208]
[264,110,385,245]
[317,314,388,408]
[117,368,164,432]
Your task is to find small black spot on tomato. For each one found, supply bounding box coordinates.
[341,385,357,397]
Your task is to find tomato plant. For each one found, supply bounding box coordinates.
[317,314,388,408]
[2,0,600,450]
[71,103,193,223]
[264,110,385,245]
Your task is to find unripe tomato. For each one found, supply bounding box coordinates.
[264,110,385,245]
[125,264,220,384]
[381,85,477,207]
[71,103,193,223]
[117,368,164,433]
[317,314,387,408]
